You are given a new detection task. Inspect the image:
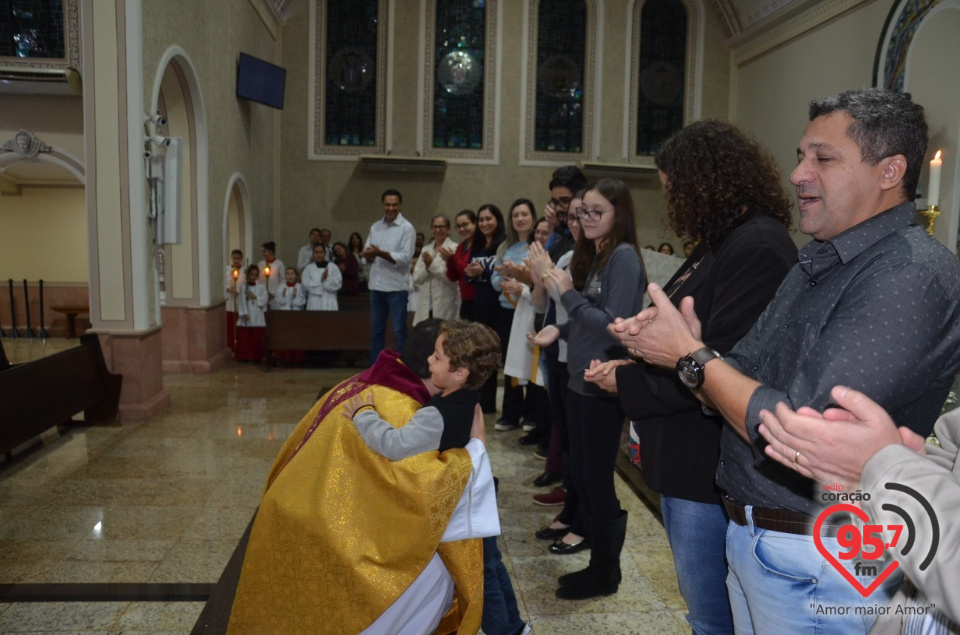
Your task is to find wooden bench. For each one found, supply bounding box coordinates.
[0,334,122,459]
[50,304,90,338]
[264,296,411,369]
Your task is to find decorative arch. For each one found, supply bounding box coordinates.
[0,144,86,184]
[625,0,704,163]
[149,45,212,305]
[222,173,253,270]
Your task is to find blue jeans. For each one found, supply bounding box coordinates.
[725,510,902,634]
[482,536,524,635]
[661,496,734,635]
[369,289,408,366]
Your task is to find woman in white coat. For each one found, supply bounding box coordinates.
[412,214,461,324]
[301,244,342,311]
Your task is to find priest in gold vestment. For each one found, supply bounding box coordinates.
[227,320,498,634]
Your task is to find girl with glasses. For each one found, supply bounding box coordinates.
[531,179,646,600]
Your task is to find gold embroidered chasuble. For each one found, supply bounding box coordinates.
[227,351,483,634]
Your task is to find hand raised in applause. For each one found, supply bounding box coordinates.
[609,283,702,366]
[437,246,455,262]
[541,268,572,296]
[543,201,559,227]
[583,358,634,394]
[527,325,560,348]
[464,261,483,278]
[526,242,553,284]
[758,386,925,490]
[421,251,434,268]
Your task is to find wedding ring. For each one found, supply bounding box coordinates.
[541,272,549,282]
[794,450,801,464]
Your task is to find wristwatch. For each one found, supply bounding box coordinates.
[676,347,722,389]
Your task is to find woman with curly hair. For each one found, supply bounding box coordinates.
[584,120,797,633]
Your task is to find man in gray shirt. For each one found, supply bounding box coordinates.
[612,88,960,633]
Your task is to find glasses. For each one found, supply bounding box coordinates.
[431,225,448,230]
[575,207,613,222]
[549,196,572,209]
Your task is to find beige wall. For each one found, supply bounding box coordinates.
[0,94,85,158]
[141,0,280,301]
[277,0,730,264]
[732,0,893,244]
[0,186,88,282]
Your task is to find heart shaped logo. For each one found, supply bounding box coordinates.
[813,503,899,597]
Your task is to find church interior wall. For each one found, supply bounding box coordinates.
[141,0,281,294]
[276,0,733,266]
[731,0,893,237]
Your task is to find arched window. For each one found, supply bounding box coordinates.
[627,0,703,162]
[310,0,387,157]
[522,0,597,163]
[422,0,499,161]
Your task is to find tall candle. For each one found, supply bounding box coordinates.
[928,150,942,208]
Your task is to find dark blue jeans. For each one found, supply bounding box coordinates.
[369,289,408,366]
[482,536,524,635]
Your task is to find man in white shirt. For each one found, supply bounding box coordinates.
[363,189,416,365]
[296,228,322,273]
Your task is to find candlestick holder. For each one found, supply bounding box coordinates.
[919,204,941,236]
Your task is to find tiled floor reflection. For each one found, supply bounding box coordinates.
[0,340,687,634]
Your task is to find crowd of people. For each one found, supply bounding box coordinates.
[225,86,960,635]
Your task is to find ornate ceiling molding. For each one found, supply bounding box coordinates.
[731,0,869,65]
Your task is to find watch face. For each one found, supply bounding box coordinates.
[677,359,700,388]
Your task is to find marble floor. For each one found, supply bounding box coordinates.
[0,338,688,634]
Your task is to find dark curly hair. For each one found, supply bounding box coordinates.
[655,120,792,250]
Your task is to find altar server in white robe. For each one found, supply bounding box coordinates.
[275,267,307,311]
[302,244,342,311]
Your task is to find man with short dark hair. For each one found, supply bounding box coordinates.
[319,227,333,260]
[613,88,960,632]
[297,227,322,273]
[363,189,416,365]
[543,165,588,263]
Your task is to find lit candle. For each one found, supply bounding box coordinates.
[232,268,239,280]
[928,150,942,209]
[264,264,270,277]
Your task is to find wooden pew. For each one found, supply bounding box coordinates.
[264,295,410,369]
[0,334,123,458]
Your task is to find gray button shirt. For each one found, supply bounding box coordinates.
[719,202,960,514]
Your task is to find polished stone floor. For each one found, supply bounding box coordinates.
[0,338,687,634]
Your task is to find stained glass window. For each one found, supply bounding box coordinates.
[0,0,65,59]
[636,0,686,156]
[534,0,586,154]
[323,0,379,147]
[431,0,486,150]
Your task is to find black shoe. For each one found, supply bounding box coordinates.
[532,470,562,487]
[548,537,590,555]
[518,431,543,445]
[495,419,519,431]
[536,525,569,541]
[555,511,627,600]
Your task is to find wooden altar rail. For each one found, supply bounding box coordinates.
[263,296,410,370]
[0,334,122,459]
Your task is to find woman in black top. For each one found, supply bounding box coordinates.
[464,204,505,413]
[586,121,797,634]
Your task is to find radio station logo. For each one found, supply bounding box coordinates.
[814,482,939,597]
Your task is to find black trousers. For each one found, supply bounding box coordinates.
[566,390,624,521]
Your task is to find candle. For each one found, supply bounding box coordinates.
[264,264,270,277]
[232,268,239,280]
[928,150,942,209]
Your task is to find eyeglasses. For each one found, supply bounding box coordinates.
[575,207,613,222]
[549,196,572,208]
[431,225,448,230]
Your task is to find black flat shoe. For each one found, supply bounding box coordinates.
[532,470,561,487]
[535,525,568,541]
[518,431,543,446]
[548,537,589,555]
